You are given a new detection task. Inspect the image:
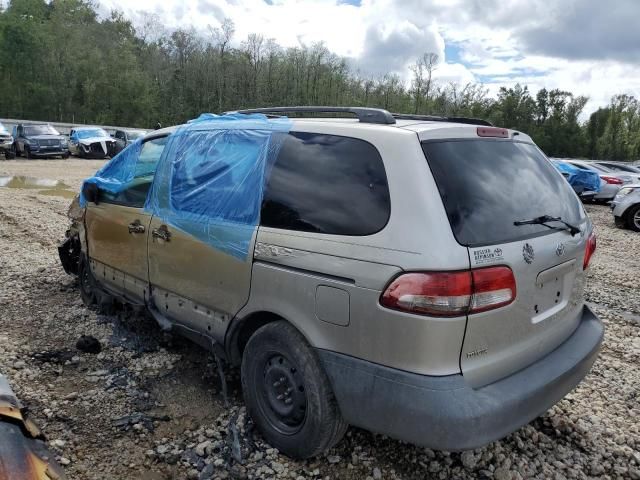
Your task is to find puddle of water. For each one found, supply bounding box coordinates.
[0,175,75,198]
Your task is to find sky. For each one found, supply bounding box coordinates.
[97,0,640,117]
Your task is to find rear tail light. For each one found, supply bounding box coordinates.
[601,175,623,185]
[380,266,516,317]
[477,127,509,138]
[583,232,597,270]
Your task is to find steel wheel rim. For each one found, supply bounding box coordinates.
[257,353,307,435]
[80,264,92,296]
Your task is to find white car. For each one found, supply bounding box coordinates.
[69,127,117,159]
[0,121,14,159]
[612,184,640,231]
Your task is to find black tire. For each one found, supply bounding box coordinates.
[241,321,348,459]
[62,152,70,159]
[625,204,640,232]
[25,146,32,159]
[78,257,97,306]
[4,148,14,160]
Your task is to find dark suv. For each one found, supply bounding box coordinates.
[13,123,70,159]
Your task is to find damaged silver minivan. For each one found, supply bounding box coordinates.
[59,107,603,459]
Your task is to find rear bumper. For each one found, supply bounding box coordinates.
[595,184,619,200]
[318,304,603,451]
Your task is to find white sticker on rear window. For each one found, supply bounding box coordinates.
[472,247,504,265]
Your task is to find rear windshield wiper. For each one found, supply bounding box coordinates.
[514,215,581,236]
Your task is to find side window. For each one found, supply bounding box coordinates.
[115,131,124,140]
[169,130,267,224]
[100,136,168,208]
[261,132,391,235]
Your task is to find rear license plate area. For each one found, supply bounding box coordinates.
[533,275,564,317]
[532,259,576,323]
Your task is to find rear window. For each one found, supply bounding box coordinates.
[422,140,583,246]
[261,132,390,235]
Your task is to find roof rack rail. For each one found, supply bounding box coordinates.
[391,113,493,127]
[232,106,396,125]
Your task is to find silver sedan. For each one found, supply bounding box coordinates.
[611,184,640,231]
[564,160,633,201]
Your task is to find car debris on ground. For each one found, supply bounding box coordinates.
[0,373,67,480]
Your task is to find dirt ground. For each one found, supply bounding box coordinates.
[0,158,638,480]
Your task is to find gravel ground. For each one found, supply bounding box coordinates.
[0,158,638,480]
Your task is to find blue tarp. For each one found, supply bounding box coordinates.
[80,112,291,261]
[79,139,147,206]
[72,128,110,141]
[552,160,601,194]
[145,113,292,260]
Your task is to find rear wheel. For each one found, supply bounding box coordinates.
[241,321,347,459]
[625,204,640,231]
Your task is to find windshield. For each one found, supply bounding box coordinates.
[422,140,584,246]
[24,125,59,136]
[128,131,146,140]
[569,162,607,173]
[76,128,109,139]
[588,163,611,172]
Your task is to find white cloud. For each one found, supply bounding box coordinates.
[96,0,640,117]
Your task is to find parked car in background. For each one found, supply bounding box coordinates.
[60,107,603,459]
[611,184,640,231]
[594,161,640,176]
[113,129,147,154]
[586,161,640,184]
[551,159,600,201]
[0,121,15,159]
[563,160,629,202]
[13,123,69,159]
[69,127,117,159]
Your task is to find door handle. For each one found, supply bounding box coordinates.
[128,220,145,234]
[152,224,171,242]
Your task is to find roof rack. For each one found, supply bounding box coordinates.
[391,113,493,127]
[231,107,493,127]
[232,107,396,125]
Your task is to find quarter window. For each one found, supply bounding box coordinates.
[261,132,390,235]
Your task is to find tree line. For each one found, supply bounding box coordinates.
[0,0,638,161]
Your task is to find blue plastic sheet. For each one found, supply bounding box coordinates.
[79,139,152,206]
[73,128,110,141]
[145,113,292,260]
[552,160,601,194]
